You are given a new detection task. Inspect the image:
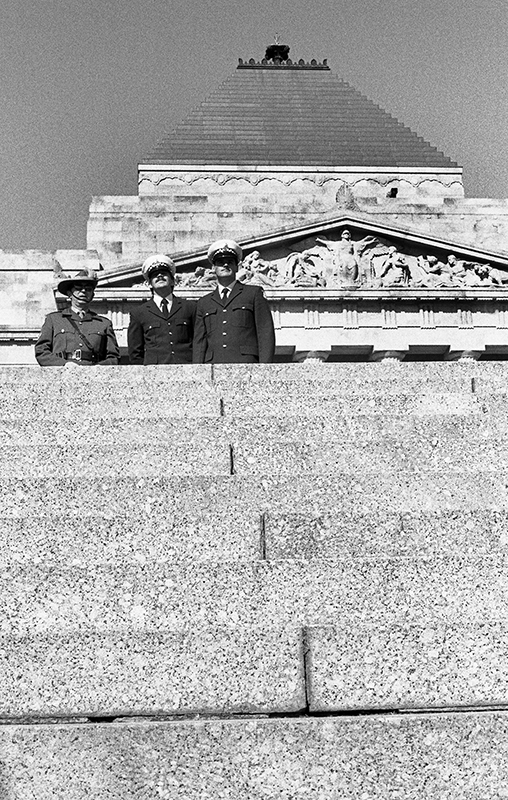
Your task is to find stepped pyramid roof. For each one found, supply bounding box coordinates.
[143,46,457,169]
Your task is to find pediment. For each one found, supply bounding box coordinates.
[95,213,508,296]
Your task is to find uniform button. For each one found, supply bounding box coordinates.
[223,309,227,313]
[223,332,227,336]
[223,344,227,348]
[223,320,227,324]
[79,342,83,346]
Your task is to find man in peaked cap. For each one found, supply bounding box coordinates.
[193,239,275,364]
[35,269,119,366]
[128,254,196,365]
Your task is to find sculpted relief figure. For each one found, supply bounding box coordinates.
[379,246,411,287]
[414,255,454,288]
[316,230,383,286]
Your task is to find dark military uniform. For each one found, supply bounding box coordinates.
[35,309,120,366]
[128,297,196,365]
[193,281,275,364]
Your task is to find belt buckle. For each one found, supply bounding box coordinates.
[72,348,82,362]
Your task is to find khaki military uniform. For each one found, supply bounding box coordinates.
[35,309,119,366]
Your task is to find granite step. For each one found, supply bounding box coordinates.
[0,385,221,419]
[0,443,230,478]
[3,414,507,476]
[0,628,304,718]
[0,511,261,566]
[0,715,507,798]
[210,361,483,391]
[306,623,508,712]
[0,508,506,568]
[220,388,485,417]
[264,509,508,560]
[2,555,508,635]
[2,473,508,518]
[2,622,508,717]
[0,388,485,421]
[0,365,213,384]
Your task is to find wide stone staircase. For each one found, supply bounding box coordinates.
[1,362,508,797]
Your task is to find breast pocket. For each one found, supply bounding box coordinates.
[232,305,254,328]
[145,322,161,343]
[175,321,191,343]
[86,325,107,348]
[203,309,217,334]
[53,326,76,350]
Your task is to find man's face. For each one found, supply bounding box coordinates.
[149,267,175,293]
[70,282,95,303]
[213,253,238,281]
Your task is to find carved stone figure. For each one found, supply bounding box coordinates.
[240,251,280,287]
[415,255,453,288]
[446,254,467,285]
[286,249,326,287]
[379,247,411,287]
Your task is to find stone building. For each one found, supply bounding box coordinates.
[2,44,508,363]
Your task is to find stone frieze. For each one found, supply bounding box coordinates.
[175,229,508,291]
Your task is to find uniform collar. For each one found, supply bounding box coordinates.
[63,307,96,319]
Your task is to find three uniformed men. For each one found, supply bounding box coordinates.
[36,240,276,366]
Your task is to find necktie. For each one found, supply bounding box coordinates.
[160,298,169,318]
[221,288,229,302]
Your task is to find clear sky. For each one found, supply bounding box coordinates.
[1,0,506,251]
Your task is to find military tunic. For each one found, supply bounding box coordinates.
[193,282,275,364]
[127,297,196,365]
[35,308,120,366]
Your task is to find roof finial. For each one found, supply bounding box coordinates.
[265,40,290,63]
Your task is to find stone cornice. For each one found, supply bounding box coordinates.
[138,164,463,175]
[92,287,508,303]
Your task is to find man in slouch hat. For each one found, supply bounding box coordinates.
[35,269,119,366]
[193,239,275,364]
[127,254,196,365]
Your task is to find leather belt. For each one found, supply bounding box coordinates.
[64,350,97,363]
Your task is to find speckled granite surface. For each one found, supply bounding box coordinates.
[0,511,261,566]
[264,509,508,559]
[0,629,304,717]
[1,714,508,799]
[307,624,508,711]
[2,556,508,636]
[1,363,508,796]
[3,472,508,519]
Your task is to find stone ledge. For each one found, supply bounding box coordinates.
[0,714,507,798]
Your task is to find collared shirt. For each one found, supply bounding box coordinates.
[219,281,236,300]
[152,293,173,314]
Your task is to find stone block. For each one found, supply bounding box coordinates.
[3,555,508,636]
[212,361,479,391]
[306,624,508,711]
[0,382,219,418]
[0,628,304,717]
[0,419,230,477]
[0,364,213,384]
[2,471,508,520]
[264,509,508,560]
[221,389,481,418]
[227,415,508,475]
[0,715,507,798]
[0,510,261,567]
